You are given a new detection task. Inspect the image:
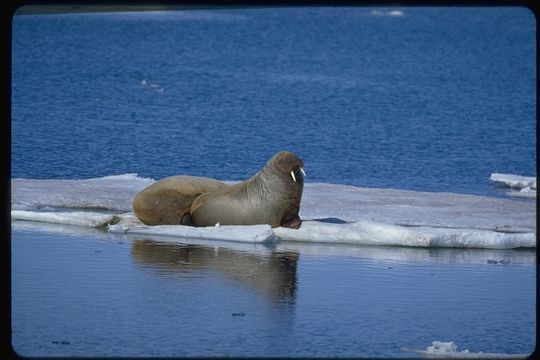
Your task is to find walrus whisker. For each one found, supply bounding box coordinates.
[291,171,296,182]
[300,167,306,177]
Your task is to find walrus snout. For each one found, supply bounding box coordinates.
[274,151,305,183]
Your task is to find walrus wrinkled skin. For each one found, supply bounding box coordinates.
[132,175,228,225]
[190,151,304,229]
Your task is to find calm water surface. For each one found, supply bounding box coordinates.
[11,225,536,357]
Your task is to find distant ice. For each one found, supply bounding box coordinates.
[402,341,529,358]
[490,173,536,198]
[490,173,536,189]
[11,174,536,249]
[371,9,404,17]
[141,79,164,93]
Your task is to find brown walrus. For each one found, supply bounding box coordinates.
[132,175,228,225]
[190,151,305,229]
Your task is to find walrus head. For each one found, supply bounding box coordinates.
[272,151,306,185]
[255,151,305,229]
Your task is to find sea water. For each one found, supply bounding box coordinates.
[11,6,536,357]
[11,7,535,196]
[11,226,536,357]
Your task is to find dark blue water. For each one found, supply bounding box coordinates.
[11,227,536,357]
[11,7,536,197]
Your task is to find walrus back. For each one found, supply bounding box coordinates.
[132,175,228,225]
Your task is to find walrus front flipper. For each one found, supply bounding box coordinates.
[280,213,302,229]
[132,175,229,225]
[180,213,194,226]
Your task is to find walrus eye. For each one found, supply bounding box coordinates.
[291,171,296,182]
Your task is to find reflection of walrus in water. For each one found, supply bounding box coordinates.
[133,151,305,228]
[131,240,298,299]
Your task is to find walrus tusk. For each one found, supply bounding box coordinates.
[291,171,296,182]
[300,167,306,177]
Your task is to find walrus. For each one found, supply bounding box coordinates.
[132,175,229,225]
[190,151,305,229]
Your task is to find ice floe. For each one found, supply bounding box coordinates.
[11,174,536,249]
[371,9,404,17]
[490,173,536,198]
[402,341,530,358]
[108,213,275,243]
[11,210,120,228]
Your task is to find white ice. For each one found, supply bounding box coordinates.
[402,341,530,358]
[371,9,404,16]
[141,79,164,93]
[11,174,536,249]
[11,210,119,228]
[108,213,275,243]
[490,173,536,189]
[11,173,154,211]
[274,220,534,249]
[490,173,536,198]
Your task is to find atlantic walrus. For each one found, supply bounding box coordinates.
[132,175,228,225]
[190,151,305,229]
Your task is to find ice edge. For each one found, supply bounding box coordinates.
[11,210,535,249]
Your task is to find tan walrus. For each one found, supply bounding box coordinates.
[132,175,228,225]
[132,151,305,228]
[190,151,305,229]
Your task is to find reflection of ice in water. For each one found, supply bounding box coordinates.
[11,174,536,249]
[11,219,536,266]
